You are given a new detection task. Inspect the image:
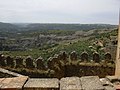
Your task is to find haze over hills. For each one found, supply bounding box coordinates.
[0,22,19,32]
[0,22,117,32]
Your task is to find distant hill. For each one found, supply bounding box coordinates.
[0,22,117,32]
[0,22,19,32]
[23,23,117,31]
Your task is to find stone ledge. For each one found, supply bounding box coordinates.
[24,78,59,89]
[60,77,82,90]
[80,76,104,90]
[0,76,120,90]
[0,68,24,77]
[0,76,28,90]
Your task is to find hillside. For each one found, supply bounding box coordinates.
[16,23,117,31]
[0,22,117,32]
[0,22,19,32]
[0,22,118,60]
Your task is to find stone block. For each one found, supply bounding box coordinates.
[100,78,115,90]
[36,56,45,69]
[105,52,112,61]
[59,51,68,62]
[81,52,88,61]
[24,78,59,90]
[6,56,14,67]
[25,56,35,69]
[60,77,82,90]
[0,76,28,90]
[70,51,77,61]
[0,55,6,66]
[93,52,100,63]
[15,56,24,68]
[80,76,104,90]
[106,76,120,82]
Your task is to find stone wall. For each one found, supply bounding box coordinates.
[0,51,115,78]
[0,68,23,78]
[0,76,117,90]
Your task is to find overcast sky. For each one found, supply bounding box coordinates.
[0,0,119,24]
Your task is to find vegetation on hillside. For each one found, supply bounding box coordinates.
[0,22,118,62]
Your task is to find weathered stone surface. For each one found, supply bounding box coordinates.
[0,76,28,90]
[0,78,13,89]
[36,56,45,69]
[80,76,104,90]
[0,67,23,77]
[53,54,60,64]
[106,76,120,82]
[100,78,114,86]
[47,55,60,70]
[15,56,24,68]
[59,51,68,62]
[100,78,115,90]
[104,86,116,90]
[93,52,100,63]
[0,54,6,66]
[105,52,112,62]
[24,78,59,90]
[6,56,14,67]
[105,75,120,89]
[0,78,5,88]
[25,56,35,68]
[114,85,120,90]
[47,57,53,69]
[81,52,88,61]
[50,54,59,65]
[0,75,119,90]
[70,51,77,61]
[60,77,82,90]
